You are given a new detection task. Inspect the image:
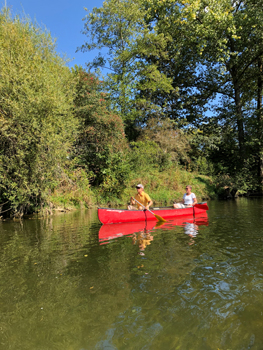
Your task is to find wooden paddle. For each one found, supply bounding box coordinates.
[132,197,166,222]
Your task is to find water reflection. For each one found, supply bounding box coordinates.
[132,230,154,255]
[2,199,263,349]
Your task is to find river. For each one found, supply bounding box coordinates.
[0,197,263,350]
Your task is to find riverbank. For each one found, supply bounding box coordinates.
[45,168,216,213]
[0,167,215,220]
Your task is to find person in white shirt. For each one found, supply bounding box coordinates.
[173,185,197,208]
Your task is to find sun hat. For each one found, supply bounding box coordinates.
[136,184,144,189]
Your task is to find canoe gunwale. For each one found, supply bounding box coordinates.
[98,202,208,212]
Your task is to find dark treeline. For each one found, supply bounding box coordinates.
[1,0,263,217]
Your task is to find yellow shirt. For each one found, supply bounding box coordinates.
[134,191,151,209]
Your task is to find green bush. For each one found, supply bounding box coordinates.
[0,11,77,215]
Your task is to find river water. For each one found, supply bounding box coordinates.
[0,198,263,350]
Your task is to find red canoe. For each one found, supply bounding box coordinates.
[99,212,209,243]
[98,203,208,224]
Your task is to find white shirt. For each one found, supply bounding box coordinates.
[183,193,196,205]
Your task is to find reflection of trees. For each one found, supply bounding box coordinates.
[0,216,224,350]
[89,217,263,350]
[0,204,263,349]
[0,210,108,350]
[0,213,200,349]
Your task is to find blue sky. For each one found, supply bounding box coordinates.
[4,0,104,68]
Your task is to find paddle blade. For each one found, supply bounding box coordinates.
[154,214,166,222]
[155,221,166,228]
[194,203,209,210]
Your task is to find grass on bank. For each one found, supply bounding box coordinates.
[94,167,216,208]
[45,167,215,212]
[3,167,215,218]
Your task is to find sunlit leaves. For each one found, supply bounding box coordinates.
[0,10,77,212]
[81,0,173,132]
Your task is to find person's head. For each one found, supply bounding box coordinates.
[136,184,144,194]
[185,185,192,194]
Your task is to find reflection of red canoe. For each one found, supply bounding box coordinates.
[99,212,208,243]
[161,213,209,229]
[98,203,208,224]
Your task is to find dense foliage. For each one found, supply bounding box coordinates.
[82,0,263,194]
[72,67,130,198]
[0,11,78,216]
[2,0,263,217]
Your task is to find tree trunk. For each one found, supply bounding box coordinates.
[227,39,246,162]
[232,72,245,160]
[257,57,263,190]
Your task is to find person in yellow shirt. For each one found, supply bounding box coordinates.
[128,184,153,210]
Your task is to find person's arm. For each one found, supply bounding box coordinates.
[146,199,153,209]
[130,196,135,205]
[144,193,153,209]
[192,194,197,205]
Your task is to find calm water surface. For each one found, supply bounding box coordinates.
[1,198,263,350]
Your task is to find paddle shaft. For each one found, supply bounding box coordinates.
[132,197,166,222]
[132,197,154,214]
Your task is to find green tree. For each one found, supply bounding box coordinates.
[81,0,173,140]
[146,0,263,187]
[181,0,263,176]
[0,10,77,215]
[81,0,263,192]
[72,67,129,198]
[137,117,191,166]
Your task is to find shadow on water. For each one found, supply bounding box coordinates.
[1,199,263,349]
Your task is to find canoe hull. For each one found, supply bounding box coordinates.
[98,204,208,224]
[99,212,208,242]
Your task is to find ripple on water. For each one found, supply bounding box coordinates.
[2,202,263,349]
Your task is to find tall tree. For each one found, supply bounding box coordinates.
[72,67,129,196]
[192,0,263,178]
[147,0,263,181]
[81,0,173,140]
[0,10,77,214]
[81,0,263,189]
